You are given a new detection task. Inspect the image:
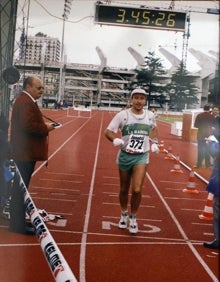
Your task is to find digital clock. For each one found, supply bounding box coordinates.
[95,4,186,31]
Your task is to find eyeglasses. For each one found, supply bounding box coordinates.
[36,86,44,90]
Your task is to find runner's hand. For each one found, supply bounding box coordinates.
[151,143,159,153]
[113,138,124,147]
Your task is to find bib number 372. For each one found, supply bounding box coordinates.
[126,134,145,154]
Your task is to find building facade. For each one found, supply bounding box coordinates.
[13,34,219,110]
[18,33,60,65]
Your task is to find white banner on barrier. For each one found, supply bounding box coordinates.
[14,162,77,282]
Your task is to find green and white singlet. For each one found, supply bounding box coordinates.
[107,108,156,153]
[107,108,157,171]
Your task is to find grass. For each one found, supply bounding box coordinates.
[157,115,183,124]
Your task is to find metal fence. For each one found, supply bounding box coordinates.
[0,0,18,118]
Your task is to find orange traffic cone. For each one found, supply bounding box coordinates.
[170,154,183,173]
[183,170,199,194]
[199,193,213,221]
[165,144,174,160]
[159,140,166,153]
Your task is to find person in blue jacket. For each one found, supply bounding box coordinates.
[0,111,10,214]
[203,117,220,249]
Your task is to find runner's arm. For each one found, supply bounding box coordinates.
[104,129,117,142]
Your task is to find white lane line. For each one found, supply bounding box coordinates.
[45,172,85,176]
[104,194,151,199]
[164,197,205,201]
[103,176,119,179]
[39,178,82,183]
[102,192,150,198]
[165,188,206,194]
[203,233,214,236]
[102,215,162,222]
[182,208,203,212]
[192,222,212,226]
[102,202,155,208]
[0,241,205,248]
[31,186,80,192]
[146,172,218,282]
[79,112,103,282]
[160,180,186,184]
[32,118,91,176]
[102,192,118,195]
[31,196,76,202]
[43,229,214,244]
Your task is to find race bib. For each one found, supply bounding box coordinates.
[126,134,146,154]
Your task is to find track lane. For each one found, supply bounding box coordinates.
[0,109,218,282]
[85,111,218,281]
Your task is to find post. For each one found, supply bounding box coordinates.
[57,0,73,103]
[58,18,65,102]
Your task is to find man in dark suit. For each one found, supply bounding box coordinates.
[10,76,55,234]
[194,104,215,168]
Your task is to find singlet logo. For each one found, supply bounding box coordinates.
[122,123,150,136]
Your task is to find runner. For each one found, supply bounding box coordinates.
[105,87,159,234]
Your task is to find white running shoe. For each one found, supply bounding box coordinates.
[118,213,129,229]
[129,217,138,234]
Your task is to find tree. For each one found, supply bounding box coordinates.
[168,62,199,110]
[130,51,169,108]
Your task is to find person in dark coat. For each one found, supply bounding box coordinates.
[203,118,220,249]
[194,104,215,168]
[10,76,55,234]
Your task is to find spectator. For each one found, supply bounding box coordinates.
[211,105,220,119]
[149,107,158,118]
[10,76,55,235]
[0,111,10,215]
[203,118,220,249]
[194,104,215,168]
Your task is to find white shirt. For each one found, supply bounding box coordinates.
[107,108,156,153]
[23,90,36,103]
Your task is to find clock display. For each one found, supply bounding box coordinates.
[95,4,186,31]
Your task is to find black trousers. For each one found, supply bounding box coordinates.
[9,161,36,233]
[196,139,211,167]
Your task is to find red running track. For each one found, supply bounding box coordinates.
[0,109,218,282]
